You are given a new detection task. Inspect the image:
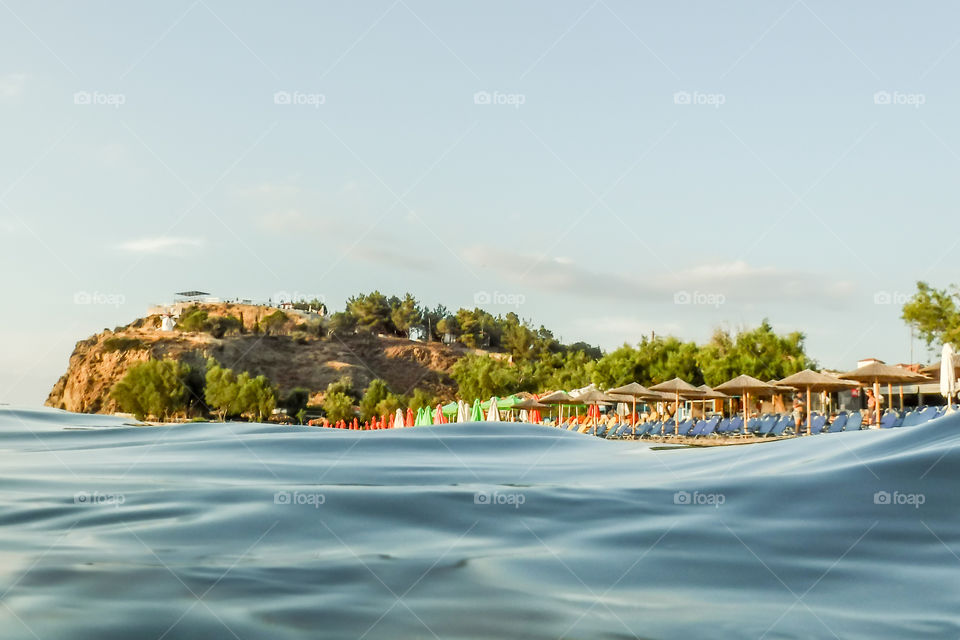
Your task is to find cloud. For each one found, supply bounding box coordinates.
[238,181,301,198]
[0,74,26,100]
[461,246,856,308]
[117,236,204,253]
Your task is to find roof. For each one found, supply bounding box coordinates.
[175,291,210,297]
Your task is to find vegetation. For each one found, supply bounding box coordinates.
[175,306,243,338]
[111,359,193,421]
[902,281,960,347]
[203,359,277,421]
[102,337,146,353]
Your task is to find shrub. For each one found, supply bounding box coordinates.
[110,359,192,421]
[102,337,146,353]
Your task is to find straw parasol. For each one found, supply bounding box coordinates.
[649,378,705,435]
[513,398,551,411]
[539,390,576,425]
[607,382,654,431]
[695,384,728,417]
[778,370,856,435]
[713,375,777,428]
[838,363,929,426]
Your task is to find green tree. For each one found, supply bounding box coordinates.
[260,310,292,336]
[204,358,241,420]
[374,392,405,418]
[176,306,209,333]
[282,387,310,420]
[111,359,192,421]
[323,391,355,422]
[359,379,391,421]
[346,291,392,333]
[408,388,437,412]
[390,293,422,336]
[697,321,809,385]
[235,374,277,421]
[451,354,521,401]
[902,281,960,347]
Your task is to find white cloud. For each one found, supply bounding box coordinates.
[0,74,26,100]
[461,246,856,308]
[117,236,204,253]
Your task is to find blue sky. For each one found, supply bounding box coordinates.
[2,1,958,404]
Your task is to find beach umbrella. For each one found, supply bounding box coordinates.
[607,382,654,431]
[434,404,445,424]
[393,408,404,428]
[778,370,857,435]
[442,401,458,417]
[486,396,501,422]
[571,388,616,427]
[695,385,729,419]
[649,378,705,435]
[713,375,777,430]
[470,399,483,422]
[539,390,576,425]
[941,344,957,412]
[405,407,415,427]
[839,363,929,426]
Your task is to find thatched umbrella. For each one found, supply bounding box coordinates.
[778,370,857,435]
[649,378,705,435]
[539,390,576,426]
[713,375,777,428]
[838,363,929,426]
[572,388,616,423]
[695,384,728,417]
[607,382,653,431]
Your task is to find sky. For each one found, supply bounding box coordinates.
[1,0,958,405]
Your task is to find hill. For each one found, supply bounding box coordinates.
[45,303,471,414]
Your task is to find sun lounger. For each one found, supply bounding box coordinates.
[809,414,827,434]
[845,412,863,431]
[826,412,848,433]
[697,416,721,437]
[768,415,793,437]
[756,414,778,436]
[728,416,744,435]
[878,411,898,429]
[676,419,695,436]
[715,417,732,435]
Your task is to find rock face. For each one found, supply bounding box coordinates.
[46,304,465,414]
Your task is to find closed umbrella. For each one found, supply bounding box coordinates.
[456,400,468,423]
[941,344,957,412]
[649,378,705,435]
[405,407,415,427]
[777,370,856,435]
[433,404,445,424]
[486,396,501,422]
[713,375,777,430]
[394,408,404,428]
[470,399,483,422]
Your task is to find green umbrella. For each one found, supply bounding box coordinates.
[470,399,483,422]
[442,401,458,416]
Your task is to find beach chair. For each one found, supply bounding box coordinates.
[645,421,663,438]
[921,407,939,422]
[767,415,793,437]
[756,415,778,437]
[676,419,695,436]
[826,413,848,433]
[809,414,827,435]
[878,411,898,429]
[697,416,721,437]
[595,423,611,438]
[746,417,762,435]
[728,416,745,435]
[715,417,731,435]
[845,412,863,431]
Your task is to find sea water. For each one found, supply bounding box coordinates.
[1,406,958,639]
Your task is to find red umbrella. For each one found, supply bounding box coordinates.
[405,408,414,427]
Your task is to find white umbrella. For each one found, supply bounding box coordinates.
[941,343,957,412]
[393,408,404,429]
[457,400,469,423]
[486,396,500,422]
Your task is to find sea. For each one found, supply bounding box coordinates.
[1,405,958,639]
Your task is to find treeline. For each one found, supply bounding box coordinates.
[110,358,440,424]
[451,320,813,401]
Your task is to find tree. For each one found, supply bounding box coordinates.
[902,281,960,347]
[390,293,422,336]
[346,291,392,333]
[207,315,242,338]
[323,391,355,422]
[235,374,277,421]
[451,354,521,400]
[260,310,292,335]
[359,379,391,421]
[205,359,240,421]
[408,388,437,412]
[111,359,192,421]
[176,306,209,333]
[282,387,310,420]
[697,321,809,385]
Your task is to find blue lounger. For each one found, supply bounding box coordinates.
[715,418,731,435]
[827,413,848,433]
[810,414,827,434]
[845,412,863,431]
[756,415,779,436]
[878,411,898,429]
